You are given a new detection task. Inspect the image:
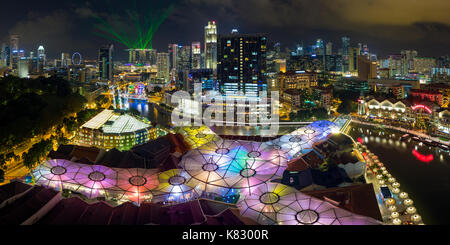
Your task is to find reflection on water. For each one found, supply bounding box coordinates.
[125,99,171,128]
[350,124,450,225]
[412,149,434,163]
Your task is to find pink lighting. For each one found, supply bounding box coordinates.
[412,149,434,163]
[412,105,432,114]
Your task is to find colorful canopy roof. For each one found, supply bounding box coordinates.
[152,169,202,203]
[176,126,220,149]
[33,160,159,204]
[237,182,382,225]
[180,139,289,196]
[269,120,338,159]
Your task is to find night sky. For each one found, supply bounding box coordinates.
[1,0,449,60]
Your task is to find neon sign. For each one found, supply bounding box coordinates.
[412,149,434,163]
[412,105,432,114]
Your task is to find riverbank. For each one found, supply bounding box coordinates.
[351,118,450,146]
[348,123,450,225]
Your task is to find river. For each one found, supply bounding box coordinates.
[348,124,450,225]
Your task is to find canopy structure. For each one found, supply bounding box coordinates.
[176,126,220,149]
[33,159,81,191]
[269,121,337,159]
[33,160,160,204]
[152,169,203,203]
[338,162,366,179]
[180,139,289,197]
[236,183,298,225]
[237,182,382,225]
[110,168,159,204]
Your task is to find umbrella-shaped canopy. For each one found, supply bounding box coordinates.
[32,159,81,190]
[176,126,220,149]
[338,162,365,179]
[269,121,337,159]
[180,140,289,197]
[72,165,118,199]
[110,168,159,204]
[236,183,297,225]
[152,169,203,203]
[237,183,383,225]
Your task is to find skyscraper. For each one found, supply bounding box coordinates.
[204,21,218,70]
[217,32,268,97]
[37,46,45,72]
[326,42,333,55]
[342,36,351,73]
[315,39,325,55]
[0,43,9,68]
[191,42,201,70]
[157,52,170,82]
[98,44,114,81]
[10,34,20,69]
[168,44,179,70]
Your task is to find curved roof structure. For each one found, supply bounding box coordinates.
[176,126,220,149]
[110,168,159,204]
[237,183,382,225]
[180,139,289,196]
[33,160,159,204]
[152,169,202,203]
[270,121,337,159]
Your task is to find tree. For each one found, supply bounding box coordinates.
[337,100,357,115]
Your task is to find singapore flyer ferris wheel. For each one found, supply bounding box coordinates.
[72,52,82,65]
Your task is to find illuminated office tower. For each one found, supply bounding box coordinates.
[179,45,191,71]
[157,52,170,82]
[61,53,71,67]
[18,58,29,78]
[342,36,351,73]
[315,39,325,55]
[168,44,179,70]
[37,46,46,72]
[326,42,333,55]
[98,44,114,81]
[191,42,201,70]
[9,35,20,69]
[217,32,268,97]
[204,21,217,70]
[349,47,361,74]
[296,43,304,56]
[0,44,10,68]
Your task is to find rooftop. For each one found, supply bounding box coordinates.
[81,110,150,134]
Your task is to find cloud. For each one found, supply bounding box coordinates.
[9,11,75,54]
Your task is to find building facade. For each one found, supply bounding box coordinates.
[217,33,267,97]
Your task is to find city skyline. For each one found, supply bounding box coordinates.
[0,0,449,59]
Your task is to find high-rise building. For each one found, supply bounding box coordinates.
[296,43,304,56]
[0,44,10,68]
[9,35,20,69]
[98,44,114,81]
[342,36,351,73]
[315,39,325,55]
[128,49,157,65]
[37,46,46,67]
[168,44,179,70]
[179,45,191,71]
[18,58,29,78]
[217,32,268,97]
[191,42,201,70]
[349,47,361,75]
[326,42,333,55]
[157,52,170,82]
[204,21,218,70]
[61,53,71,67]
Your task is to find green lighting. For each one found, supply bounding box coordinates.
[92,0,175,49]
